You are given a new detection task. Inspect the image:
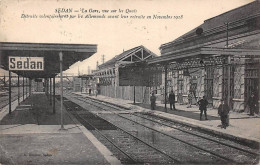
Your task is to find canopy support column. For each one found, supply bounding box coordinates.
[23,76,24,101]
[26,78,28,97]
[59,52,65,130]
[53,76,56,114]
[9,71,11,114]
[46,78,49,98]
[29,79,32,96]
[50,78,52,105]
[164,64,168,111]
[18,75,20,105]
[134,85,136,104]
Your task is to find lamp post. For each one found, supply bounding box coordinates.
[59,51,65,130]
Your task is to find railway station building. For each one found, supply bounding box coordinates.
[93,45,158,103]
[92,1,260,113]
[150,1,260,112]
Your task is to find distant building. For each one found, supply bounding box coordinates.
[94,45,158,87]
[91,46,159,102]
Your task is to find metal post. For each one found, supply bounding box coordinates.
[36,81,38,92]
[18,75,20,105]
[29,79,31,96]
[227,57,231,107]
[226,22,231,107]
[50,78,52,105]
[80,78,82,93]
[53,76,56,114]
[134,85,135,104]
[45,78,47,95]
[165,65,167,111]
[26,78,28,97]
[4,75,5,87]
[46,78,49,98]
[226,22,229,47]
[59,52,64,130]
[9,71,11,114]
[23,76,24,101]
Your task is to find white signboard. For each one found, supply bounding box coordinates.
[9,57,44,71]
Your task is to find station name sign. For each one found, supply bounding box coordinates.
[9,57,44,71]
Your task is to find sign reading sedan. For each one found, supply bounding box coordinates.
[9,57,44,71]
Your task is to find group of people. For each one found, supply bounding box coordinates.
[150,91,176,110]
[150,91,258,129]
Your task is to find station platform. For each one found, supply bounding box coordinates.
[0,93,120,165]
[74,92,260,146]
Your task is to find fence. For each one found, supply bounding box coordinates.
[100,85,151,104]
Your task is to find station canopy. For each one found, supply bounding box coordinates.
[0,42,97,78]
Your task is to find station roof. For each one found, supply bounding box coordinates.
[0,42,97,78]
[153,1,260,65]
[148,47,260,65]
[160,1,260,50]
[98,45,157,69]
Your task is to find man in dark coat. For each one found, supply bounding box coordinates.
[197,96,208,120]
[218,99,229,129]
[187,91,193,108]
[150,92,156,110]
[248,92,258,116]
[169,91,176,110]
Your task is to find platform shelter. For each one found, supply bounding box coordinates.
[0,42,97,128]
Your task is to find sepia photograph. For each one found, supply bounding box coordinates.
[0,0,259,165]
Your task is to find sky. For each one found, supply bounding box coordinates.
[0,0,254,76]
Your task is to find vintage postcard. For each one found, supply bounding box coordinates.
[0,0,259,165]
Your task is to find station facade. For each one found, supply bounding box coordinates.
[156,1,260,112]
[92,1,260,113]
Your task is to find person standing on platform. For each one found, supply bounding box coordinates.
[150,92,156,110]
[197,96,208,120]
[218,99,229,129]
[187,91,192,108]
[248,92,258,116]
[95,89,98,97]
[169,90,176,110]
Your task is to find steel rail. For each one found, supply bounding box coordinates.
[79,95,259,157]
[74,95,258,164]
[0,91,30,110]
[72,96,120,111]
[69,109,138,164]
[62,93,137,164]
[71,93,129,110]
[114,113,238,164]
[68,95,181,164]
[0,95,19,110]
[133,113,259,156]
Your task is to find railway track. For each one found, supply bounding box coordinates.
[0,94,20,110]
[60,96,178,164]
[64,94,259,164]
[0,87,30,111]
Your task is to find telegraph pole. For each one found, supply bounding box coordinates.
[102,55,105,64]
[96,61,99,70]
